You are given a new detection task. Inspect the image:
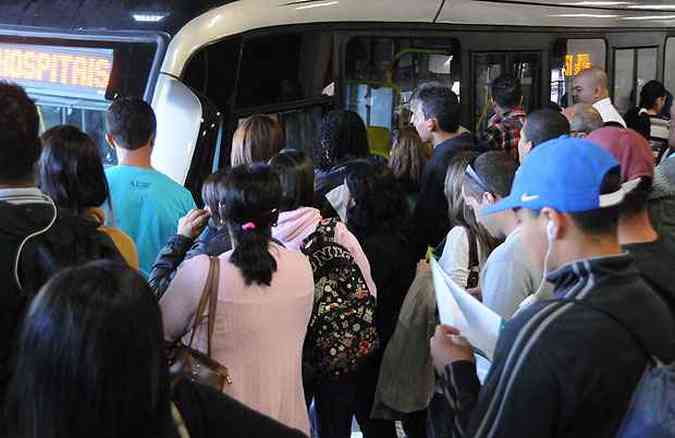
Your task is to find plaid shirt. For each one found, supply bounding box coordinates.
[480,108,527,162]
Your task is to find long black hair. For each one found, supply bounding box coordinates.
[5,261,172,438]
[314,110,369,171]
[220,164,282,286]
[269,149,315,212]
[39,125,110,213]
[345,159,410,241]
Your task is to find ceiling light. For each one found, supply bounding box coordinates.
[621,15,675,20]
[628,5,675,10]
[295,1,339,10]
[551,13,620,18]
[132,13,169,22]
[563,1,633,5]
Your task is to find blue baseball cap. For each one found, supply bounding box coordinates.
[481,136,625,216]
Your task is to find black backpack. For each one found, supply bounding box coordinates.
[301,218,378,380]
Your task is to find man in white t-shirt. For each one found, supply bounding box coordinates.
[572,67,626,127]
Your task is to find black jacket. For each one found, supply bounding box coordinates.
[359,230,417,347]
[148,224,232,299]
[0,197,123,405]
[440,254,675,438]
[409,133,475,258]
[171,379,306,438]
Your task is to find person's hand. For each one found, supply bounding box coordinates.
[417,259,430,273]
[430,325,475,373]
[467,287,482,301]
[177,208,210,239]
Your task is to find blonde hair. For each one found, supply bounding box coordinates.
[444,151,499,264]
[388,127,425,185]
[231,115,284,166]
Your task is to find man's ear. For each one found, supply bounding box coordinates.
[524,141,533,155]
[541,207,564,240]
[482,191,497,205]
[426,117,438,133]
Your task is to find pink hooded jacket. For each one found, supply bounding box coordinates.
[272,207,377,297]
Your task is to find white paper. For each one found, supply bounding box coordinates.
[431,257,503,361]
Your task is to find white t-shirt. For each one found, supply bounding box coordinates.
[593,98,626,127]
[480,227,554,319]
[439,226,483,288]
[325,183,351,222]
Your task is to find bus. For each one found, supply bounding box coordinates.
[2,0,675,201]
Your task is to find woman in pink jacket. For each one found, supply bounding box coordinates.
[270,150,377,297]
[160,164,314,435]
[269,150,378,438]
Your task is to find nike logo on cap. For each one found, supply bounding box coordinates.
[521,193,540,202]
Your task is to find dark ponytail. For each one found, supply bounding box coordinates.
[220,164,281,286]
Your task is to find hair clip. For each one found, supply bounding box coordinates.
[242,222,256,231]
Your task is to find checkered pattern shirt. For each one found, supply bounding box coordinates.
[480,108,527,162]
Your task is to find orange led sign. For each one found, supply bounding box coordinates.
[564,53,593,77]
[0,43,113,98]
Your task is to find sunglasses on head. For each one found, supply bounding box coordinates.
[464,160,493,194]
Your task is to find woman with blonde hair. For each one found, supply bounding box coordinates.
[438,151,499,289]
[388,127,426,208]
[231,115,284,166]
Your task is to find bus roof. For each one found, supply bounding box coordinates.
[161,0,675,76]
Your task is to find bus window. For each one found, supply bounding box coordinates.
[665,38,675,97]
[38,103,113,163]
[0,39,159,165]
[344,37,459,157]
[613,47,657,115]
[231,31,334,157]
[473,51,540,133]
[237,32,334,108]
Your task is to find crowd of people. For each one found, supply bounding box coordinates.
[0,62,674,438]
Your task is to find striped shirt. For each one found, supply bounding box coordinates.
[438,254,675,437]
[639,109,670,161]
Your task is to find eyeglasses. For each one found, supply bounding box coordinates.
[464,162,493,194]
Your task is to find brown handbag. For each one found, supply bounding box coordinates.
[168,256,232,390]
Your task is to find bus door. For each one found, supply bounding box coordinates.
[170,29,335,191]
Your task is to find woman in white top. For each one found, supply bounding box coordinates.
[438,151,500,289]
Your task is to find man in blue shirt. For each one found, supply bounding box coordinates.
[105,97,195,276]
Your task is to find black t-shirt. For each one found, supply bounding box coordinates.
[623,237,675,314]
[172,379,307,438]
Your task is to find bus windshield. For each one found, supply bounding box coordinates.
[0,36,160,165]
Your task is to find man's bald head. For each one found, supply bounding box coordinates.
[565,103,603,137]
[573,67,609,104]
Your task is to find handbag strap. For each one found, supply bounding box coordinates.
[186,256,220,357]
[205,256,220,357]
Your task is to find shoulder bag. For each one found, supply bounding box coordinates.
[168,256,232,391]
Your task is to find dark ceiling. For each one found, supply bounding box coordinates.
[0,0,237,34]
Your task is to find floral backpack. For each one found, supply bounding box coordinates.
[301,218,378,380]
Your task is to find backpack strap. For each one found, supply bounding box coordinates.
[314,217,339,241]
[302,217,340,252]
[546,298,658,366]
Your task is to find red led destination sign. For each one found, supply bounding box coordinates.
[0,43,113,99]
